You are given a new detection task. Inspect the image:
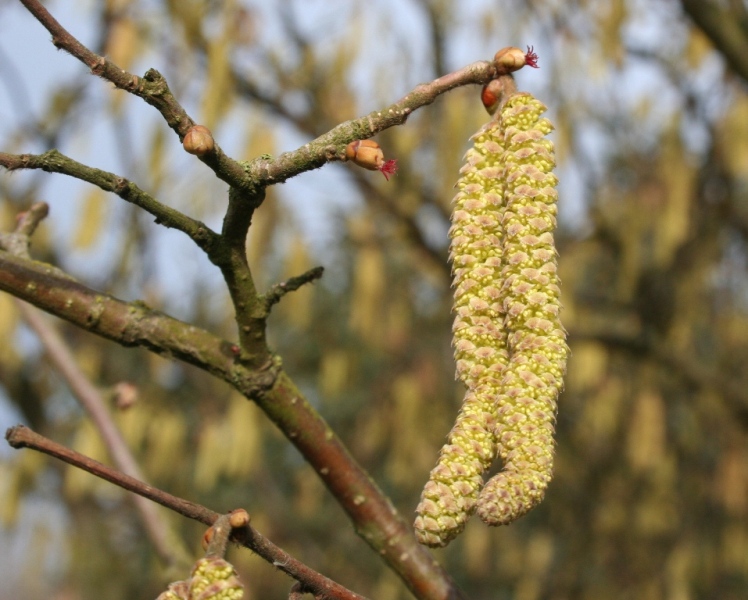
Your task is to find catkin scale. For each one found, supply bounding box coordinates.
[414,88,567,546]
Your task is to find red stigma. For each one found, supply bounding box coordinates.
[379,159,398,181]
[525,46,539,68]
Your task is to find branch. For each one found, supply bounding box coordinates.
[262,266,325,313]
[0,151,219,253]
[0,201,49,257]
[16,300,192,569]
[4,425,367,600]
[247,60,498,187]
[17,0,253,192]
[0,249,465,600]
[680,0,748,84]
[0,249,259,381]
[19,0,501,199]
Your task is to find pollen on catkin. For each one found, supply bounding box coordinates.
[476,92,568,526]
[156,557,245,600]
[413,120,510,548]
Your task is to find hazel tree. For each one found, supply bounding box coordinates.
[3,1,748,599]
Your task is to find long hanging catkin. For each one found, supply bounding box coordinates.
[413,118,510,547]
[476,92,568,526]
[414,60,568,546]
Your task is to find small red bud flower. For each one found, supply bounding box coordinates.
[524,45,539,68]
[345,139,398,180]
[494,45,540,74]
[379,159,398,181]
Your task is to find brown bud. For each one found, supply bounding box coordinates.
[183,125,215,156]
[228,509,250,529]
[201,525,214,551]
[481,79,504,115]
[345,139,384,171]
[494,47,528,73]
[112,381,138,410]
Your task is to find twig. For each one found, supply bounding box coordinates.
[0,249,466,600]
[245,60,498,187]
[16,301,192,569]
[262,266,325,313]
[204,513,234,559]
[0,151,219,252]
[680,0,748,85]
[19,0,499,197]
[4,425,369,600]
[17,0,253,192]
[0,201,49,258]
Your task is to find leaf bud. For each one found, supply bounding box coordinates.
[183,125,215,156]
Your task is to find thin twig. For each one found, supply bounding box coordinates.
[0,151,219,252]
[263,266,325,313]
[0,249,466,600]
[17,0,252,191]
[18,0,499,197]
[4,425,369,600]
[16,301,192,569]
[0,201,48,257]
[245,60,498,187]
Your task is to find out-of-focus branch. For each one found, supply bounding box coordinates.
[0,152,219,252]
[681,0,748,84]
[17,0,252,191]
[0,237,465,600]
[17,302,192,569]
[3,203,190,567]
[4,425,368,600]
[569,328,748,421]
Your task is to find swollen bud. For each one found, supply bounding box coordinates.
[481,79,504,115]
[494,45,539,74]
[183,125,215,156]
[345,139,398,180]
[228,509,250,529]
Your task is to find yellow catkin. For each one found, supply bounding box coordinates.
[415,89,567,546]
[414,120,510,547]
[157,557,244,600]
[476,93,568,526]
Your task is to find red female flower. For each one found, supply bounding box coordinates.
[525,46,539,68]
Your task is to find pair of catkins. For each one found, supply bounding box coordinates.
[414,47,569,548]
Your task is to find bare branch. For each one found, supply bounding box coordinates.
[17,0,253,192]
[4,425,368,600]
[18,0,501,200]
[247,60,498,187]
[0,247,465,599]
[16,301,192,569]
[263,266,325,313]
[681,0,748,84]
[0,151,219,252]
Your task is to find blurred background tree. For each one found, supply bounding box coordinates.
[1,0,748,598]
